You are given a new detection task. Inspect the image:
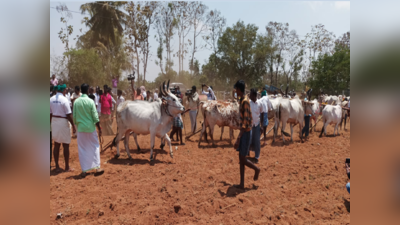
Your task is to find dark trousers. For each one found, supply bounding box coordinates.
[302,116,311,137]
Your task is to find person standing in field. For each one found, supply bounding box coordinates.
[116,89,125,108]
[73,83,104,178]
[136,87,144,100]
[140,86,147,100]
[249,88,263,164]
[233,80,260,189]
[259,87,272,145]
[154,88,159,101]
[187,85,199,134]
[94,86,101,114]
[50,84,76,173]
[202,84,217,100]
[100,85,114,135]
[146,90,153,102]
[50,74,58,86]
[170,113,185,145]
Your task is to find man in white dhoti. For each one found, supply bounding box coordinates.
[50,84,76,173]
[73,83,104,178]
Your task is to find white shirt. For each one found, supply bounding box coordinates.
[94,93,101,113]
[250,100,263,127]
[202,87,217,100]
[117,96,125,107]
[71,92,81,102]
[66,92,72,107]
[111,96,117,110]
[94,93,99,106]
[259,96,272,113]
[142,91,147,99]
[50,93,71,117]
[154,92,159,100]
[348,100,350,108]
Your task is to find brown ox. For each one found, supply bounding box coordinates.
[198,100,240,147]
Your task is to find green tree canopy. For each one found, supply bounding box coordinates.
[308,43,350,96]
[64,48,107,87]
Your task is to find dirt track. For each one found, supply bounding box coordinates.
[50,115,350,224]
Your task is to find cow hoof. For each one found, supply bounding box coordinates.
[114,154,120,159]
[170,153,174,158]
[137,148,141,153]
[128,156,133,160]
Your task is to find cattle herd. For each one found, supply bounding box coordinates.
[111,81,350,161]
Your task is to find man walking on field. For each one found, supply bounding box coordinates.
[50,84,76,173]
[73,83,104,178]
[233,80,260,189]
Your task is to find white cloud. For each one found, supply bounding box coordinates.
[334,1,350,10]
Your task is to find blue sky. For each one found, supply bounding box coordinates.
[50,1,350,81]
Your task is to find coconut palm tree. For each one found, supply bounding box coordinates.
[80,1,127,48]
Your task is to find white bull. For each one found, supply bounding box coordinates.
[112,81,185,161]
[309,99,321,132]
[319,99,342,137]
[273,96,313,143]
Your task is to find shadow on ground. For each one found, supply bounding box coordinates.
[218,181,258,197]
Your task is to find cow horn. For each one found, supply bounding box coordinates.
[162,81,166,96]
[285,85,289,97]
[167,80,170,93]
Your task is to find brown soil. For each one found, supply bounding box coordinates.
[50,115,350,224]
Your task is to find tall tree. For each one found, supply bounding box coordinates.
[308,42,350,94]
[202,9,226,84]
[188,1,210,75]
[266,22,292,86]
[80,1,127,48]
[280,30,304,89]
[175,1,192,75]
[203,9,226,56]
[155,2,177,74]
[56,3,74,53]
[300,24,336,80]
[125,1,145,80]
[140,1,159,84]
[217,21,267,88]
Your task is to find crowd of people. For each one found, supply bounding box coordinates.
[50,75,350,193]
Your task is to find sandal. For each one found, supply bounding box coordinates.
[80,172,87,178]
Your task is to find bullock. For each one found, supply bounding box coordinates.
[309,99,321,132]
[112,81,185,160]
[319,98,342,137]
[198,100,240,147]
[273,88,314,143]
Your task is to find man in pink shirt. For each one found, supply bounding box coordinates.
[50,74,58,86]
[100,85,114,135]
[112,76,118,95]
